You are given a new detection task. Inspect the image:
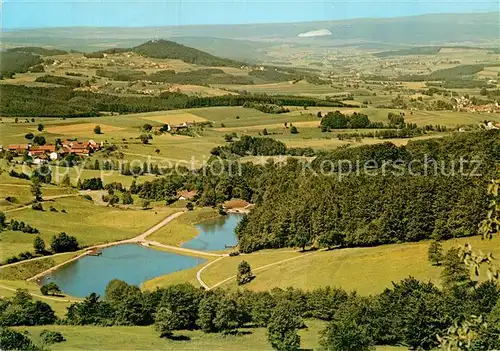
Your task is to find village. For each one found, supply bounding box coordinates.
[4,139,103,164]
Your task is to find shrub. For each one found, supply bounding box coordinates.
[39,330,65,344]
[31,203,43,211]
[50,232,79,253]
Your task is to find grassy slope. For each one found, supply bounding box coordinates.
[2,196,179,257]
[0,252,80,280]
[16,320,406,351]
[200,235,500,295]
[147,207,220,246]
[0,279,75,317]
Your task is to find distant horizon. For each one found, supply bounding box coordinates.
[3,0,499,30]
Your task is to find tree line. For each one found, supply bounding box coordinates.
[1,247,499,351]
[0,85,354,117]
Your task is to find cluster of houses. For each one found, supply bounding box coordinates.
[5,140,102,164]
[454,96,500,113]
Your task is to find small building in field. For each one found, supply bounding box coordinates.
[177,190,197,201]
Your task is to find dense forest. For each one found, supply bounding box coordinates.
[0,85,353,117]
[0,52,43,78]
[6,47,68,56]
[133,131,498,252]
[96,68,254,85]
[95,39,245,68]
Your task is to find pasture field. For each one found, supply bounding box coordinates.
[15,321,407,351]
[2,196,180,257]
[147,207,220,246]
[195,235,500,295]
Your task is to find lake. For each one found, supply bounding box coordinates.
[39,244,206,298]
[182,213,243,251]
[38,214,243,298]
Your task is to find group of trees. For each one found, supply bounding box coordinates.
[320,111,423,137]
[242,102,290,114]
[3,252,499,351]
[34,75,82,88]
[211,135,315,158]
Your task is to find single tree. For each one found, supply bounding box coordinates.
[31,178,42,202]
[0,211,6,228]
[428,240,444,266]
[141,199,151,210]
[37,123,44,132]
[267,300,302,351]
[237,261,254,285]
[290,126,298,134]
[139,134,150,144]
[40,282,62,296]
[25,133,34,140]
[262,128,269,136]
[213,297,239,334]
[154,307,182,338]
[33,236,46,254]
[317,111,322,118]
[186,202,194,211]
[142,124,153,132]
[319,318,374,351]
[50,232,79,253]
[33,135,46,146]
[441,247,471,288]
[93,125,102,134]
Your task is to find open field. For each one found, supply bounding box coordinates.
[0,252,81,280]
[138,111,209,124]
[2,196,180,257]
[193,235,500,295]
[46,123,125,135]
[15,320,407,351]
[147,207,221,246]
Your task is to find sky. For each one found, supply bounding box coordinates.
[3,0,499,29]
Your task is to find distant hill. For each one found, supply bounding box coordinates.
[2,12,498,47]
[6,46,68,56]
[374,45,496,58]
[130,39,244,67]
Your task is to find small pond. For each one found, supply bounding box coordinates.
[182,213,243,251]
[39,244,206,298]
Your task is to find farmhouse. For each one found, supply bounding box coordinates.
[60,139,102,156]
[8,144,30,153]
[177,190,197,201]
[29,145,56,157]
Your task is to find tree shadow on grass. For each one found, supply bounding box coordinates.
[168,335,191,341]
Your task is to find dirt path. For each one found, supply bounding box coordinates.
[195,256,226,289]
[203,251,318,290]
[4,193,78,213]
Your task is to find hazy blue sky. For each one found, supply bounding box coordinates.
[4,0,499,29]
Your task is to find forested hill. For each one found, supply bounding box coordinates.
[233,131,500,252]
[6,46,68,56]
[99,39,245,67]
